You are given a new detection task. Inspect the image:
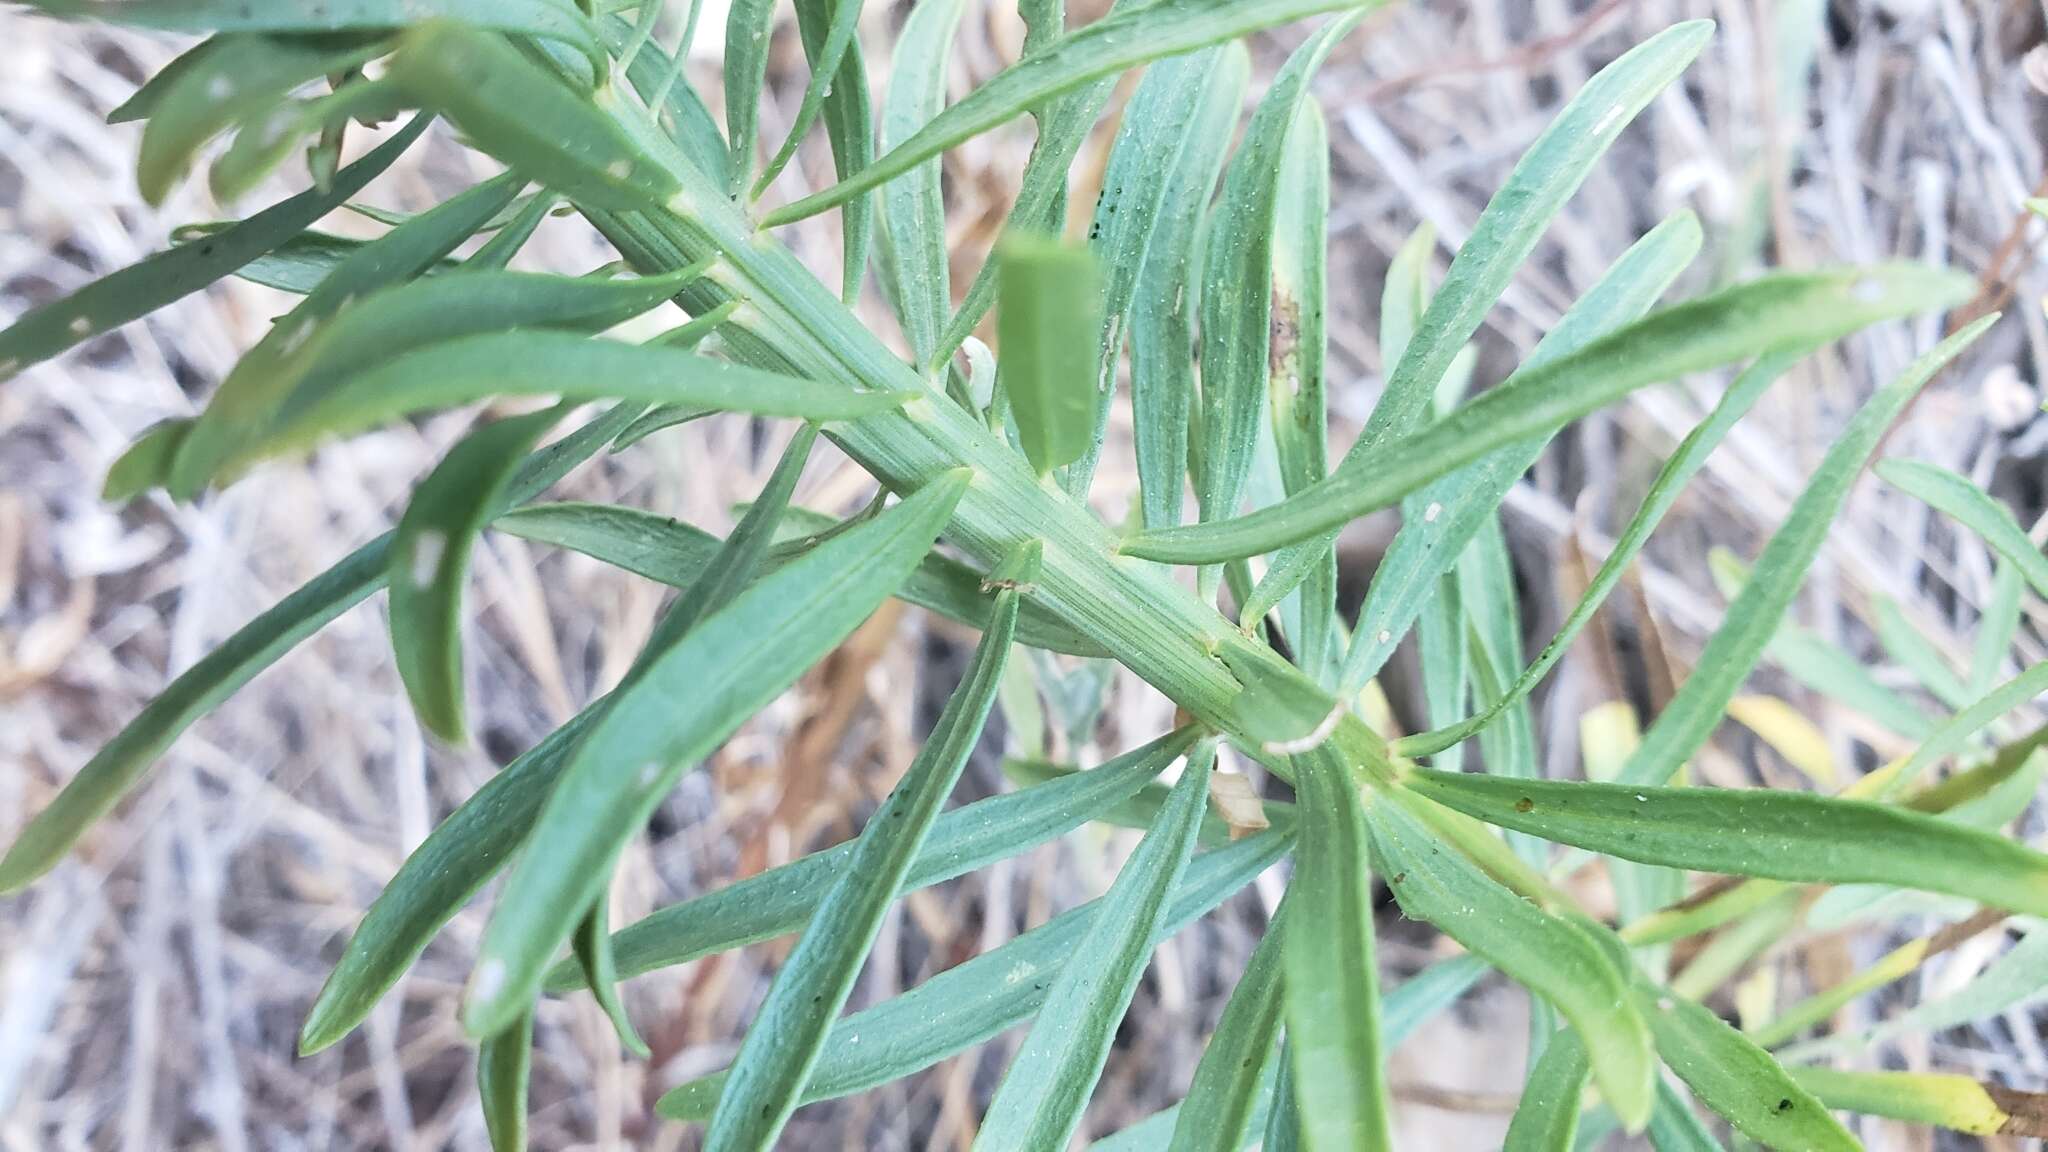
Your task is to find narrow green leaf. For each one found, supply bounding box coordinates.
[788,0,874,301]
[1002,756,1295,848]
[134,34,386,204]
[1265,20,1716,643]
[104,418,195,503]
[1378,223,1434,369]
[1878,458,2048,598]
[205,77,407,204]
[1078,43,1247,508]
[1365,789,1655,1130]
[1283,738,1393,1152]
[1789,1067,2021,1137]
[765,0,1390,226]
[1504,1030,1591,1152]
[972,742,1215,1151]
[1972,562,2024,694]
[1884,658,2048,800]
[606,12,731,190]
[22,0,602,63]
[390,406,564,743]
[1127,47,1245,531]
[556,728,1197,990]
[1243,99,1334,671]
[0,116,424,379]
[1120,268,1976,563]
[705,547,1029,1151]
[477,1007,535,1152]
[168,170,526,497]
[465,472,968,1038]
[217,331,908,483]
[1602,315,1993,787]
[1,402,642,897]
[1342,211,1704,697]
[1405,768,2048,918]
[296,411,803,1054]
[874,0,968,368]
[1782,925,2048,1062]
[572,889,649,1057]
[1197,16,1357,530]
[1872,594,1972,709]
[1167,905,1285,1152]
[998,232,1105,476]
[1642,986,1857,1150]
[165,227,410,296]
[656,830,1292,1121]
[385,21,677,211]
[495,500,1107,656]
[1395,348,1790,758]
[722,0,777,190]
[180,259,704,492]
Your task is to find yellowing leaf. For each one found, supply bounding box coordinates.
[1728,694,1835,783]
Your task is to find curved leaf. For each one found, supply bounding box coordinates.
[1167,907,1285,1152]
[765,0,1389,226]
[973,741,1215,1152]
[704,547,1029,1150]
[875,0,969,368]
[464,472,969,1038]
[389,406,564,742]
[1643,986,1856,1150]
[1120,268,1976,563]
[0,116,426,378]
[1405,768,2048,918]
[657,829,1292,1121]
[1877,458,2048,598]
[477,1008,535,1152]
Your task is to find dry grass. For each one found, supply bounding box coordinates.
[4,1,2048,1148]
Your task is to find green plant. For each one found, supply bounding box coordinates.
[4,1,2044,1148]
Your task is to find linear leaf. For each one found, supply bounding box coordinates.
[1197,16,1358,530]
[1241,99,1334,672]
[1365,789,1655,1130]
[221,331,908,481]
[187,260,705,478]
[495,500,1106,656]
[1872,594,1972,709]
[1341,211,1703,696]
[722,0,775,189]
[0,116,424,379]
[1973,562,2024,694]
[657,830,1292,1120]
[1646,1077,1725,1152]
[1783,925,2048,1062]
[1003,756,1296,848]
[1120,268,1976,563]
[1600,315,1993,787]
[765,0,1389,226]
[0,404,636,899]
[477,1008,535,1152]
[1396,349,1788,758]
[705,547,1029,1150]
[389,406,563,742]
[1127,47,1245,531]
[1791,1067,2033,1137]
[552,728,1197,990]
[606,12,731,190]
[1271,20,1716,650]
[464,473,968,1037]
[26,0,600,63]
[1504,1030,1591,1152]
[1282,738,1393,1151]
[572,888,649,1057]
[873,0,968,368]
[300,415,811,1053]
[1643,986,1856,1150]
[1405,768,2048,918]
[1085,43,1246,518]
[386,21,677,211]
[167,170,525,496]
[973,742,1215,1152]
[1878,458,2048,598]
[999,232,1105,476]
[1166,906,1285,1152]
[788,0,874,301]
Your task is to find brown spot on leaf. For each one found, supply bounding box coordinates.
[1514,797,1535,813]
